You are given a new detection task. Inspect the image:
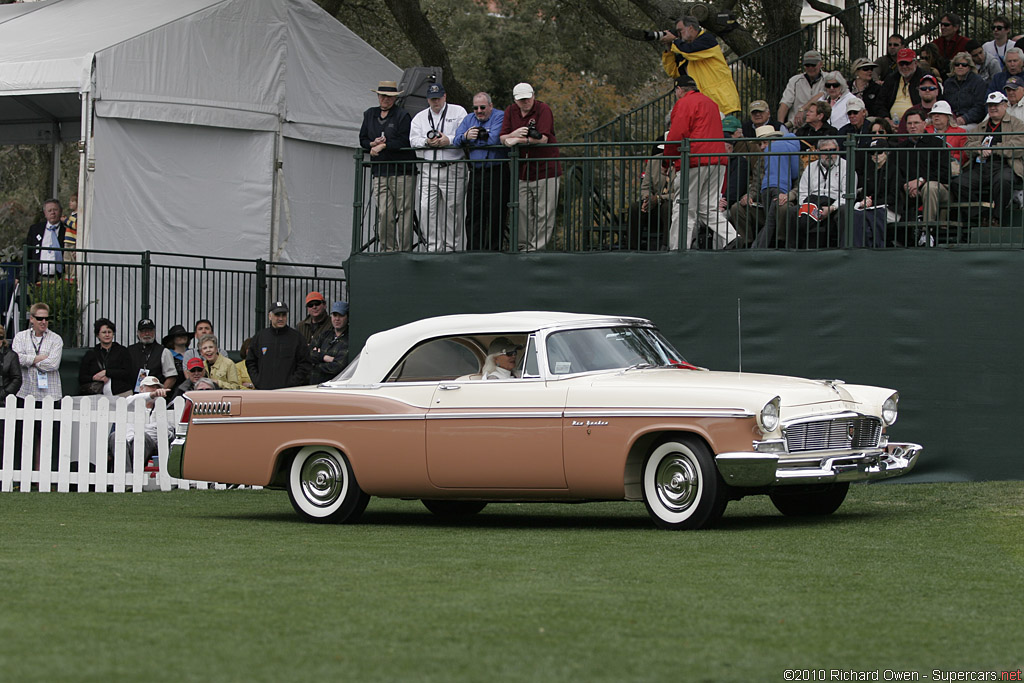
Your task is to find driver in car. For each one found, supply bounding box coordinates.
[483,337,522,380]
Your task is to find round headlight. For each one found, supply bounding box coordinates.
[882,393,898,426]
[759,397,781,433]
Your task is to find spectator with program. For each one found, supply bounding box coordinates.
[778,51,826,130]
[127,318,177,392]
[788,137,848,248]
[659,15,741,116]
[952,92,1024,227]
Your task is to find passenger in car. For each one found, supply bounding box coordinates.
[483,337,523,380]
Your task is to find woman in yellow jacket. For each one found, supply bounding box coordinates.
[198,333,241,390]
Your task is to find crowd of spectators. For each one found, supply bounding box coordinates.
[642,12,1024,249]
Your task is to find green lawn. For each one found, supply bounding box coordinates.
[0,482,1020,682]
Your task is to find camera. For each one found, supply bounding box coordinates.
[426,129,442,140]
[472,126,489,140]
[526,119,543,140]
[643,28,677,41]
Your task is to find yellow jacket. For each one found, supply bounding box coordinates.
[661,29,740,116]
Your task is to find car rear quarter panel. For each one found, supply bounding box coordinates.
[181,390,430,489]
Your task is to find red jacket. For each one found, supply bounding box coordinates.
[663,90,727,170]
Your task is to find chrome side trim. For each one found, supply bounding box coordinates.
[193,413,427,424]
[428,411,564,420]
[564,408,753,419]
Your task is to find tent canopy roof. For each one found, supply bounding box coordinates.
[0,0,400,146]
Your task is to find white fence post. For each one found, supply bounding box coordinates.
[1,393,253,493]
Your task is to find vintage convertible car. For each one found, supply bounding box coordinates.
[169,312,921,529]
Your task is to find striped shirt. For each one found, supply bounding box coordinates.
[13,329,64,400]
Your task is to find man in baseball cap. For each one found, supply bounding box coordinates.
[777,50,826,129]
[245,300,311,390]
[128,318,177,392]
[297,291,330,344]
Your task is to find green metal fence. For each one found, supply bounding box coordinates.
[17,248,346,350]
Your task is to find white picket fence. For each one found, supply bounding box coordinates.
[0,394,248,493]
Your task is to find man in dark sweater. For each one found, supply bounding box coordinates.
[358,80,418,251]
[245,301,311,390]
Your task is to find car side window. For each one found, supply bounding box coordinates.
[387,338,482,382]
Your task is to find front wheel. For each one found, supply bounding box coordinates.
[769,482,850,517]
[421,500,488,517]
[641,437,728,530]
[287,446,369,523]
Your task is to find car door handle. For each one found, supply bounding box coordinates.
[439,384,461,391]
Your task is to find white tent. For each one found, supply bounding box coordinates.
[0,0,400,265]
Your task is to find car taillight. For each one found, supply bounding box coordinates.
[179,397,193,426]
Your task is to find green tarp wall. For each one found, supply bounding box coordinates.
[348,249,1024,483]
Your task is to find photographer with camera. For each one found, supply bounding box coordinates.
[659,15,740,117]
[454,92,509,251]
[499,82,562,251]
[410,82,469,252]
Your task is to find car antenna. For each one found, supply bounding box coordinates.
[737,297,742,373]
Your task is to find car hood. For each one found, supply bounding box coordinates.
[568,368,870,415]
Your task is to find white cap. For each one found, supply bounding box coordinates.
[986,91,1009,105]
[512,82,534,100]
[140,375,162,387]
[929,100,954,117]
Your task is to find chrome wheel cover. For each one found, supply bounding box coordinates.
[653,453,699,512]
[299,453,346,508]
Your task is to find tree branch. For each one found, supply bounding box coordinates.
[380,0,472,106]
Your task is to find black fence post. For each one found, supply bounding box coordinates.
[255,258,267,334]
[352,147,365,255]
[140,251,151,321]
[508,145,520,253]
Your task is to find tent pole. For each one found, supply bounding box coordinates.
[267,119,283,302]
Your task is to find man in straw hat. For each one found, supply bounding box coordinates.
[359,80,418,251]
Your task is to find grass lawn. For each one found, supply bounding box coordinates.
[0,481,1021,682]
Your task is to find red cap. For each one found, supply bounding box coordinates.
[186,357,204,371]
[896,48,916,63]
[305,291,324,305]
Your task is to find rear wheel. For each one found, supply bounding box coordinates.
[641,436,728,530]
[287,446,369,523]
[422,500,488,517]
[769,482,850,516]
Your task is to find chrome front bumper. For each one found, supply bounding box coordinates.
[714,442,922,487]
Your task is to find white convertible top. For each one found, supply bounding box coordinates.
[344,311,647,384]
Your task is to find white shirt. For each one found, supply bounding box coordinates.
[124,392,175,443]
[40,223,62,276]
[983,39,1016,68]
[13,328,63,399]
[410,103,469,162]
[797,156,848,208]
[484,366,516,380]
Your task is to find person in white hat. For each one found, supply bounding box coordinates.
[924,100,968,175]
[950,91,1024,224]
[499,82,562,251]
[108,374,174,471]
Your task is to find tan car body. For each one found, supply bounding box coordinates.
[171,312,921,527]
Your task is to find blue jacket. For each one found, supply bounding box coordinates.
[454,109,507,166]
[943,73,987,124]
[761,132,801,194]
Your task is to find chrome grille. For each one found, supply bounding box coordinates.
[192,401,232,416]
[784,416,881,453]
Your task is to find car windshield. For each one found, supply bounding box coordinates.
[545,326,686,375]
